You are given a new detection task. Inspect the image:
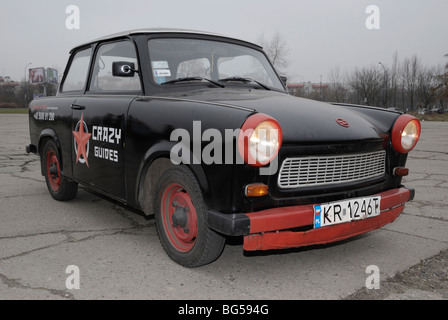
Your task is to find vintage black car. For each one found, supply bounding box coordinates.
[27,29,421,267]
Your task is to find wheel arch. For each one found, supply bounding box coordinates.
[137,152,211,217]
[38,129,62,176]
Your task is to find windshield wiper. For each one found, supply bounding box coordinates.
[218,77,271,90]
[161,77,225,88]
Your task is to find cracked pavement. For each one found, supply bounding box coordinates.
[0,114,447,300]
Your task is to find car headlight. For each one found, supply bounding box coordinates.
[238,113,283,166]
[391,114,421,153]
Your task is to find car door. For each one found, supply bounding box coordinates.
[51,47,92,180]
[71,40,143,200]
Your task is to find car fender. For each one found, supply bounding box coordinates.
[135,141,210,215]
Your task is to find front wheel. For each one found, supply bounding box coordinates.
[154,166,225,267]
[42,139,78,201]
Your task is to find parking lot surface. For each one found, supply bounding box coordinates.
[0,114,447,300]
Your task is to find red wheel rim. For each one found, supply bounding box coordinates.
[161,183,198,253]
[46,150,61,192]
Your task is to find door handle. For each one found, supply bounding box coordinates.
[71,104,86,110]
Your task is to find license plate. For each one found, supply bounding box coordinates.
[314,196,381,229]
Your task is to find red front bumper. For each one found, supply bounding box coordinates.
[243,187,412,251]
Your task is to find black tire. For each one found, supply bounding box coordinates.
[42,139,78,201]
[154,166,225,267]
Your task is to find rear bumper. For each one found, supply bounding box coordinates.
[207,186,414,251]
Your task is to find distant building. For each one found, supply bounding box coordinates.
[287,81,328,97]
[286,83,304,96]
[0,76,19,89]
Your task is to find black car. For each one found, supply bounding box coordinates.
[27,29,421,267]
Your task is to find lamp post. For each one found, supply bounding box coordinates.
[378,62,387,108]
[320,75,323,101]
[24,63,32,108]
[24,63,32,83]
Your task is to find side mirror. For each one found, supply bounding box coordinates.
[280,76,287,86]
[112,61,137,77]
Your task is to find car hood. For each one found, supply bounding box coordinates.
[159,89,387,144]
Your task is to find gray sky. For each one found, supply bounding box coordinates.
[1,0,447,84]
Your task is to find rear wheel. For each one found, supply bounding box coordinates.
[42,140,78,201]
[154,166,225,267]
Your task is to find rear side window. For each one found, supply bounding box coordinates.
[89,41,141,92]
[61,48,92,92]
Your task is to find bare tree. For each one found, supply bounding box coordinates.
[432,54,448,108]
[259,32,290,74]
[416,65,438,109]
[300,51,445,110]
[401,55,421,111]
[347,65,383,106]
[389,51,400,108]
[378,62,388,107]
[327,67,348,102]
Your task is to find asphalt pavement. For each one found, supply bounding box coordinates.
[0,114,447,300]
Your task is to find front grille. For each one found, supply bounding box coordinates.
[278,150,386,189]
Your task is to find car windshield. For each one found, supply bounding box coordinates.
[147,38,285,91]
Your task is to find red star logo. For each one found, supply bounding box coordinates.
[73,113,91,167]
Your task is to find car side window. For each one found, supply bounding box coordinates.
[61,48,92,92]
[89,41,141,92]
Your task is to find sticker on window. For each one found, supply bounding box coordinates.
[155,77,166,84]
[152,61,169,69]
[154,69,171,77]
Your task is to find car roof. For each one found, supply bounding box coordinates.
[71,28,262,53]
